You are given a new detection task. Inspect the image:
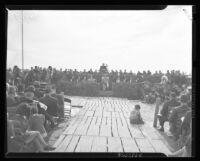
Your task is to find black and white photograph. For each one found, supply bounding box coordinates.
[6,5,193,157]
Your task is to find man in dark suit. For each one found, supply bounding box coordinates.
[39,86,60,118]
[50,86,65,119]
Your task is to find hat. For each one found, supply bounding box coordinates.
[25,85,35,93]
[180,94,188,103]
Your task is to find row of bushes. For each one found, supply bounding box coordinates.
[56,80,144,100]
[56,80,99,97]
[112,83,144,100]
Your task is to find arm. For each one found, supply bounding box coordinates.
[14,128,24,136]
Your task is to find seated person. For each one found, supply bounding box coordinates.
[157,92,181,132]
[176,110,192,148]
[29,105,47,138]
[10,103,55,152]
[168,94,191,138]
[168,130,192,157]
[50,85,65,120]
[129,104,144,125]
[39,86,60,118]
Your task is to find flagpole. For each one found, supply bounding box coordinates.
[22,10,24,71]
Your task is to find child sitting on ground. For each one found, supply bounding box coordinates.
[129,104,144,125]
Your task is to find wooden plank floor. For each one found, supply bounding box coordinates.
[53,97,171,155]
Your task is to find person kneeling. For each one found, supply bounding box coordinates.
[129,105,144,125]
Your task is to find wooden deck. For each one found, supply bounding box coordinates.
[53,97,172,154]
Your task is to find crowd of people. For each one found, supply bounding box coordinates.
[7,64,190,89]
[6,65,192,155]
[6,64,191,102]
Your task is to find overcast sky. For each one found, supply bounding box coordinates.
[7,5,192,74]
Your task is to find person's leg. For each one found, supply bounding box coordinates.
[158,104,169,131]
[35,132,48,147]
[24,131,39,144]
[34,137,45,152]
[34,132,56,150]
[40,109,55,128]
[60,104,64,118]
[158,117,165,129]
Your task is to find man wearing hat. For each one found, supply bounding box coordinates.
[50,85,65,120]
[157,92,181,132]
[39,86,60,123]
[168,94,191,138]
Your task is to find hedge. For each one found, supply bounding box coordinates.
[112,83,144,100]
[56,80,99,97]
[56,80,144,99]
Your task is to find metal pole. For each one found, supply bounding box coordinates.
[22,10,24,71]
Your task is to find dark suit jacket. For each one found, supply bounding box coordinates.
[51,93,65,117]
[39,95,59,116]
[51,93,64,106]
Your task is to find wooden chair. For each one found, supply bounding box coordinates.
[64,97,72,119]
